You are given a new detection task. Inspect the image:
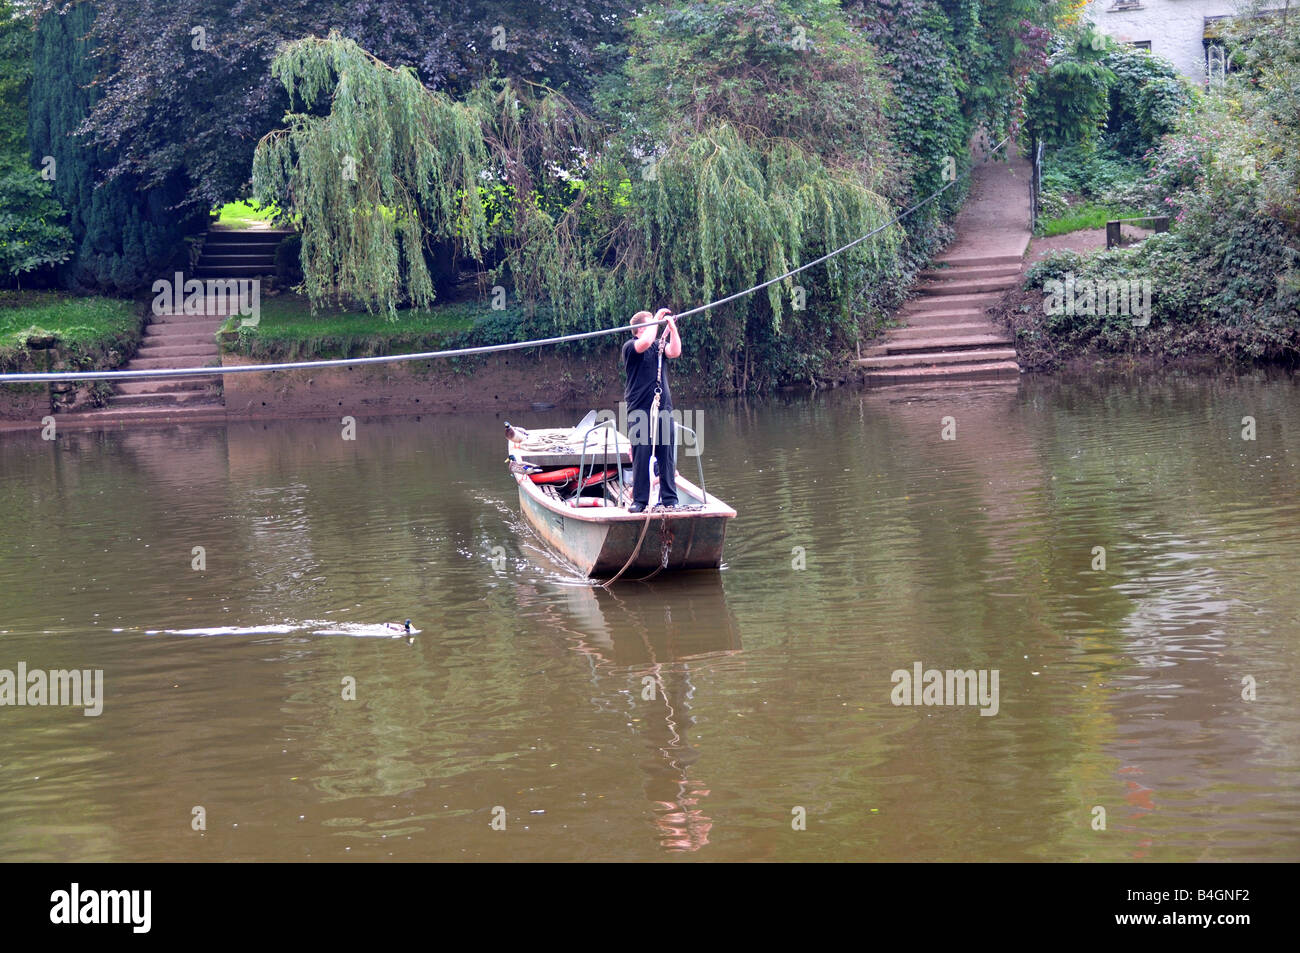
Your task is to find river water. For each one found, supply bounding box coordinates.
[1,373,1298,861]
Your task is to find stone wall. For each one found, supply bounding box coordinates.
[0,383,52,423]
[1084,0,1282,80]
[219,350,629,420]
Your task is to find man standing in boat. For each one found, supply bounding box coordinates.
[623,307,682,513]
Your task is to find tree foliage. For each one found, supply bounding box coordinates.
[28,3,200,292]
[1,0,70,283]
[1101,43,1192,158]
[19,0,1069,385]
[0,165,74,280]
[252,33,490,315]
[1025,25,1115,148]
[526,1,907,389]
[603,1,899,173]
[44,0,635,215]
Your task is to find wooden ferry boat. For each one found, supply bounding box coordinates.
[506,414,736,578]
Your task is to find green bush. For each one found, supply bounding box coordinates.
[1042,144,1143,200]
[1101,44,1192,158]
[0,161,72,280]
[1024,250,1088,286]
[1025,27,1115,149]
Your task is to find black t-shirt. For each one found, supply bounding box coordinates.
[622,334,672,411]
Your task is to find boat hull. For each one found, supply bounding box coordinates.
[515,475,734,578]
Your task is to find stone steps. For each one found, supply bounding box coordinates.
[109,390,222,407]
[194,265,274,279]
[65,228,285,419]
[101,302,227,411]
[114,378,211,396]
[193,228,288,280]
[857,348,1018,369]
[902,292,1003,312]
[143,327,216,345]
[54,404,230,427]
[135,342,220,359]
[119,355,220,371]
[152,310,234,324]
[916,276,1020,296]
[886,322,1000,338]
[900,309,989,326]
[932,251,1026,268]
[863,333,1014,356]
[197,253,280,262]
[860,360,1021,384]
[918,262,1022,280]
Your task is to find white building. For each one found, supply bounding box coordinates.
[1084,1,1286,81]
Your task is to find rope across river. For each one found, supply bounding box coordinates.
[0,138,1010,385]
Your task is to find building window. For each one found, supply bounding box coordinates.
[1131,41,1152,51]
[1110,1,1144,10]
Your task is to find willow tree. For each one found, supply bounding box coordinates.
[468,78,613,317]
[627,125,901,389]
[521,0,910,391]
[252,33,488,314]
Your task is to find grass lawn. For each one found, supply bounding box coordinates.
[213,200,282,230]
[1039,202,1144,237]
[219,294,515,360]
[0,290,139,351]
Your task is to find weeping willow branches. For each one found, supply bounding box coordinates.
[609,123,901,387]
[632,125,898,329]
[252,32,488,314]
[249,33,904,390]
[468,79,616,320]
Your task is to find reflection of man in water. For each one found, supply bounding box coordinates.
[621,308,682,513]
[639,666,712,852]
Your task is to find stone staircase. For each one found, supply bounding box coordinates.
[104,306,227,411]
[92,227,291,416]
[51,227,298,424]
[194,228,291,279]
[857,252,1022,384]
[858,139,1030,386]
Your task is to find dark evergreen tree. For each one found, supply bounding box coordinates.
[54,0,636,216]
[1,0,71,284]
[27,3,203,293]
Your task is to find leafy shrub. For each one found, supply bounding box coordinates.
[1042,144,1143,200]
[1101,44,1192,157]
[0,162,73,281]
[1025,26,1114,148]
[1024,250,1088,286]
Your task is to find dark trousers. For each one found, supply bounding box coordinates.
[631,409,678,507]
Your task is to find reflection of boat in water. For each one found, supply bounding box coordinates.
[517,576,741,852]
[557,575,741,667]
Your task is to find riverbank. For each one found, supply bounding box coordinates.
[990,226,1300,374]
[0,286,867,428]
[5,257,1295,430]
[0,290,142,415]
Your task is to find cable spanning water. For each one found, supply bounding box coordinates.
[0,139,1010,384]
